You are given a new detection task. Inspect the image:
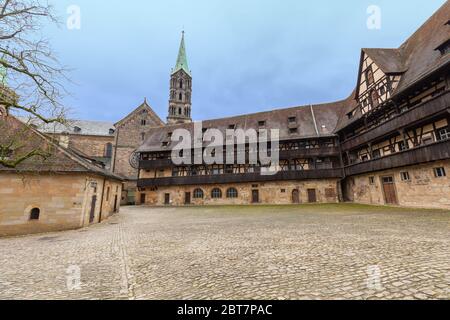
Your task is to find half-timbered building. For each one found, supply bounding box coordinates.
[136,3,450,209]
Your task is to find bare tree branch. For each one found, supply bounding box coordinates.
[0,0,69,169]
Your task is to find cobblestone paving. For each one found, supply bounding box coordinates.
[0,204,449,300]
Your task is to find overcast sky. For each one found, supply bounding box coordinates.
[46,0,446,122]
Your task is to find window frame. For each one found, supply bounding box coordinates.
[226,188,238,199]
[193,188,204,199]
[434,167,446,178]
[211,188,222,199]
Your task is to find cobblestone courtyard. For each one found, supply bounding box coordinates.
[0,204,449,300]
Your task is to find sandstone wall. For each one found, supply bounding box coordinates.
[0,173,122,237]
[138,179,340,206]
[345,160,450,209]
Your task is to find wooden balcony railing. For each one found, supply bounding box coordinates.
[344,139,450,176]
[137,169,343,187]
[341,91,450,151]
[139,146,340,170]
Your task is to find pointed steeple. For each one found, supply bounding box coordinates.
[172,31,191,77]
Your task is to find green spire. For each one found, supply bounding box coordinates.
[172,31,191,76]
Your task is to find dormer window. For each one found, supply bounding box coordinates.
[74,126,82,133]
[167,132,173,139]
[109,128,115,135]
[288,117,296,123]
[162,141,169,147]
[289,128,298,134]
[258,121,266,127]
[435,39,450,56]
[347,111,354,119]
[228,124,236,130]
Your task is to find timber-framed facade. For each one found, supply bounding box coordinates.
[136,3,450,208]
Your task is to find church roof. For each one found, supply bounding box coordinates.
[172,31,191,77]
[17,117,116,137]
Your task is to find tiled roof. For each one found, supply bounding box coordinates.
[137,98,350,152]
[17,117,116,137]
[0,116,124,181]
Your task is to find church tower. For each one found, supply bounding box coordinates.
[167,31,192,124]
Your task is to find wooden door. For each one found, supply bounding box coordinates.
[382,176,398,205]
[140,193,146,205]
[185,192,191,205]
[113,195,118,212]
[164,193,170,205]
[307,189,317,203]
[252,190,259,203]
[89,195,97,223]
[292,189,300,204]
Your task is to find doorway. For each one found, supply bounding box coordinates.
[140,193,146,205]
[382,176,398,205]
[164,193,170,205]
[185,192,191,205]
[89,195,97,223]
[307,189,317,203]
[113,195,118,212]
[252,190,259,203]
[292,189,300,204]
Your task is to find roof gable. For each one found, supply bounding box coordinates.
[115,99,164,128]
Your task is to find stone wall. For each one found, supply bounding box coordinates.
[112,103,164,204]
[0,172,122,237]
[138,179,340,206]
[344,159,450,209]
[49,133,114,158]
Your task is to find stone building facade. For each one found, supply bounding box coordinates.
[111,100,164,204]
[136,3,450,209]
[0,115,123,237]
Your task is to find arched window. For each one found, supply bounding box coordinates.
[193,188,204,199]
[211,188,222,199]
[179,93,183,101]
[178,107,182,115]
[179,79,183,89]
[105,143,113,158]
[226,188,238,198]
[30,208,40,220]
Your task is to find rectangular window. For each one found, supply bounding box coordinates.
[434,167,446,178]
[439,128,450,141]
[372,149,381,159]
[369,176,375,185]
[228,124,236,130]
[398,141,408,151]
[400,172,410,182]
[289,128,298,134]
[288,117,296,123]
[280,189,286,193]
[258,121,266,127]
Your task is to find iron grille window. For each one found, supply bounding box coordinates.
[193,188,204,199]
[226,188,238,198]
[30,208,40,220]
[211,188,222,199]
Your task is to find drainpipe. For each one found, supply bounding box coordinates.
[98,177,106,223]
